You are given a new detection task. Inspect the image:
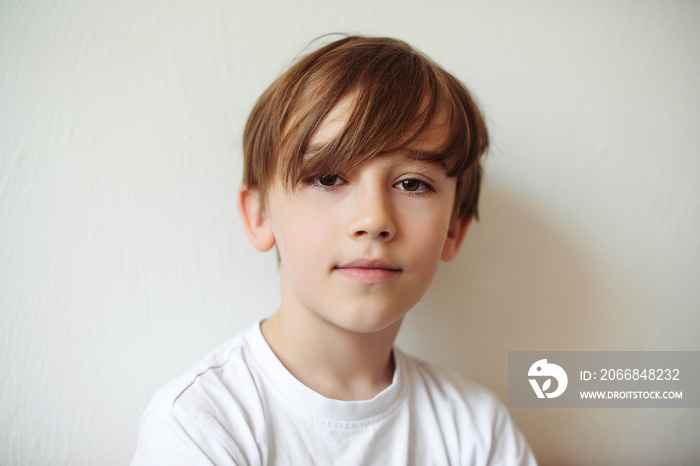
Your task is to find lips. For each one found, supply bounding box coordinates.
[334,259,401,282]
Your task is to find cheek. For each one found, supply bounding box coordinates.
[407,211,453,276]
[275,206,334,267]
[401,220,450,280]
[417,230,448,270]
[405,206,452,246]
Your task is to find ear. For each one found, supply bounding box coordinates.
[440,215,472,261]
[237,184,276,252]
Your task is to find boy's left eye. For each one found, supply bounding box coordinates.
[395,179,433,193]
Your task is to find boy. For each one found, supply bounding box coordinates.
[133,35,536,465]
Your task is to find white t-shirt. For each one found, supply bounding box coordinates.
[132,322,537,465]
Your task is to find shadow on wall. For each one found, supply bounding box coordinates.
[397,179,610,466]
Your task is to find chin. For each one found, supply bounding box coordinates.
[329,307,406,335]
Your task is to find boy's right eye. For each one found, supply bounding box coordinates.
[312,174,344,187]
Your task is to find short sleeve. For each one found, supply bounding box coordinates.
[131,407,244,466]
[487,400,538,466]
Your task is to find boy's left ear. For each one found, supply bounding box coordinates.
[441,215,472,261]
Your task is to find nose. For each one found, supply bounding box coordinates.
[346,185,396,241]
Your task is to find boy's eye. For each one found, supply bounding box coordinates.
[319,175,340,186]
[310,174,345,188]
[396,179,433,193]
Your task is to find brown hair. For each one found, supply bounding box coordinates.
[243,35,488,219]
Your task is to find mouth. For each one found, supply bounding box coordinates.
[334,259,402,282]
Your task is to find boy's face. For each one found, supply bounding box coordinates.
[240,103,470,336]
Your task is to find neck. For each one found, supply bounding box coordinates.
[261,309,401,401]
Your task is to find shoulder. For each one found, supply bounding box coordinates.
[145,330,254,413]
[132,327,264,465]
[398,349,499,413]
[397,350,538,465]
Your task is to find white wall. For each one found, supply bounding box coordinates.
[1,1,698,464]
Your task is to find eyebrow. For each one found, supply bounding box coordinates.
[302,142,448,171]
[386,148,449,171]
[305,141,443,157]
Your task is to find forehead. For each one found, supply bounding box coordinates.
[307,99,353,148]
[307,97,451,158]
